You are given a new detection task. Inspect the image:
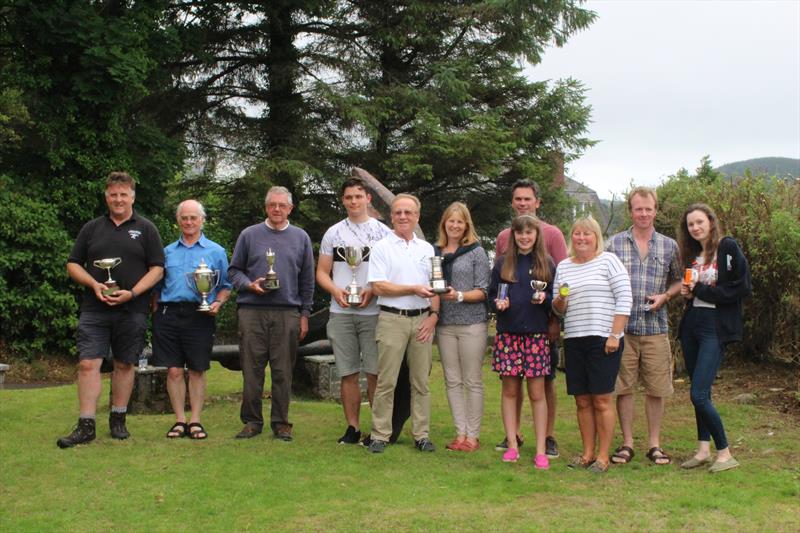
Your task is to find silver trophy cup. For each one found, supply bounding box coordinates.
[429,256,449,294]
[260,248,280,290]
[93,257,122,296]
[185,259,220,312]
[336,246,370,305]
[530,280,548,303]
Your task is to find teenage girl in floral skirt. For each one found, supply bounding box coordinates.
[488,215,554,469]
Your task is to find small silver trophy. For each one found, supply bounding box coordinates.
[336,246,370,305]
[186,259,220,312]
[260,248,280,290]
[93,257,122,296]
[530,280,548,303]
[429,256,449,294]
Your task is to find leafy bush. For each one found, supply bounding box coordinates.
[0,177,78,360]
[654,160,799,366]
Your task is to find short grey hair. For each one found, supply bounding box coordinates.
[176,199,207,219]
[265,186,293,206]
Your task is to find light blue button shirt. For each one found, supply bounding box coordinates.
[158,234,232,303]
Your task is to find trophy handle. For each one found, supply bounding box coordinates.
[110,257,122,269]
[335,246,347,262]
[185,272,197,291]
[361,247,371,261]
[211,270,221,292]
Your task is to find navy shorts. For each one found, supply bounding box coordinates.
[76,310,148,365]
[564,336,623,396]
[152,303,216,372]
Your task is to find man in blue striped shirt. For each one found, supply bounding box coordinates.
[606,187,681,465]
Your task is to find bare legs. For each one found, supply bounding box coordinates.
[341,372,377,430]
[575,392,615,464]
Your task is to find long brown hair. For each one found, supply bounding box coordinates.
[435,202,479,248]
[678,203,722,267]
[501,215,551,282]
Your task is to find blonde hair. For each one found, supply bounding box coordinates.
[435,202,479,248]
[567,216,604,259]
[392,193,421,212]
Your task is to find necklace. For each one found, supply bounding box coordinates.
[343,218,372,248]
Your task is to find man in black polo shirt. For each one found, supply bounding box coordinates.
[57,172,165,448]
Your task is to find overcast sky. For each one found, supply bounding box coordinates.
[527,0,800,199]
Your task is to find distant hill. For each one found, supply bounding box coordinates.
[716,157,799,179]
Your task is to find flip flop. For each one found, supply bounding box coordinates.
[611,445,634,464]
[646,446,671,465]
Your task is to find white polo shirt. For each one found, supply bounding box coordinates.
[368,232,434,310]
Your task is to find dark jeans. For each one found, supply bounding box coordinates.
[238,307,300,431]
[680,307,728,450]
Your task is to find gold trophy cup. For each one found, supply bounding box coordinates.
[260,248,280,290]
[530,280,548,303]
[93,257,122,296]
[336,246,370,305]
[186,259,220,312]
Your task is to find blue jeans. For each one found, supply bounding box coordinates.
[680,307,728,450]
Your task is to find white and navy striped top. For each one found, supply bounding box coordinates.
[554,252,633,339]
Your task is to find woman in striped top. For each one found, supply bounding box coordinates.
[553,216,632,473]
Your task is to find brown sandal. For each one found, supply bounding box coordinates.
[611,445,635,464]
[646,446,671,465]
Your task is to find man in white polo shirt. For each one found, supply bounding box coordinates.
[366,193,440,453]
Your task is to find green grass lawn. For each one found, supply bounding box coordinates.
[1,357,798,532]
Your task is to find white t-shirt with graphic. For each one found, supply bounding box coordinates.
[320,217,391,315]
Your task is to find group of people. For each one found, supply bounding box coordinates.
[57,172,751,475]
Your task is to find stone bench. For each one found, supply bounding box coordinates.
[297,355,369,401]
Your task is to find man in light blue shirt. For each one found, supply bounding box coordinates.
[152,199,232,440]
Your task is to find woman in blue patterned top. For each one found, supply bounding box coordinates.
[435,202,491,453]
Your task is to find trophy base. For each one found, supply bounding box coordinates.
[196,303,213,312]
[346,295,362,305]
[431,287,450,294]
[102,283,119,296]
[260,279,280,291]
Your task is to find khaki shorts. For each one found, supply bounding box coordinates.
[615,334,674,397]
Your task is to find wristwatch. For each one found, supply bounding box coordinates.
[611,332,624,340]
[456,291,464,303]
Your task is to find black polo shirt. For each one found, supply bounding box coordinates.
[68,211,165,314]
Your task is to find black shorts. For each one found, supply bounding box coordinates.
[564,336,623,396]
[152,303,215,372]
[77,310,148,365]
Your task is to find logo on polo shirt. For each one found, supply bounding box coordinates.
[128,230,142,240]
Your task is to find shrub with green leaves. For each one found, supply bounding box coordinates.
[654,160,799,366]
[0,178,78,360]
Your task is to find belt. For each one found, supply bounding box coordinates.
[159,302,197,310]
[379,305,430,317]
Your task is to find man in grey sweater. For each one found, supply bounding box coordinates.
[228,186,315,441]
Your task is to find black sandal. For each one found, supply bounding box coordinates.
[188,422,208,440]
[611,445,635,464]
[167,422,188,438]
[646,446,672,465]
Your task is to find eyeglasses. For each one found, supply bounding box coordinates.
[392,209,417,217]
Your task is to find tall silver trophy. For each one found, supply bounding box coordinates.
[530,280,548,303]
[336,246,370,305]
[260,248,280,290]
[429,256,449,294]
[186,259,220,312]
[93,257,122,296]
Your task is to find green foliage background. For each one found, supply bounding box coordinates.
[653,158,800,365]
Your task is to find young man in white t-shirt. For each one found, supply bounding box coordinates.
[317,177,391,444]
